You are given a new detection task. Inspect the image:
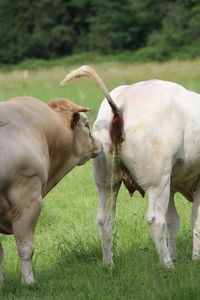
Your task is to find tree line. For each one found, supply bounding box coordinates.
[0,0,200,64]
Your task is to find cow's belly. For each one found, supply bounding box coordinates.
[171,177,199,202]
[171,160,200,201]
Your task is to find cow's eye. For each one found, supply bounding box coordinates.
[85,122,89,128]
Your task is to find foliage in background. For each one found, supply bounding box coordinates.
[0,0,200,64]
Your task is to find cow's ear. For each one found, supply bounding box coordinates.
[71,112,80,129]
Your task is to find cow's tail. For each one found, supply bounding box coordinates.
[60,65,119,114]
[60,65,124,145]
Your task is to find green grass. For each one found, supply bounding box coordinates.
[0,60,200,299]
[1,48,200,73]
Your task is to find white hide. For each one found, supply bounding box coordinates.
[93,79,200,268]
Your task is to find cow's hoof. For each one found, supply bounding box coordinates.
[103,259,114,270]
[103,261,114,267]
[164,260,174,269]
[21,276,36,285]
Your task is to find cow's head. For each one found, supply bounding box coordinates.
[48,98,102,165]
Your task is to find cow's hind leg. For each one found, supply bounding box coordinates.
[93,151,121,265]
[11,178,42,284]
[192,183,200,260]
[166,193,179,258]
[0,241,4,283]
[146,176,173,268]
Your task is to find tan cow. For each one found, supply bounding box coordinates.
[0,96,101,284]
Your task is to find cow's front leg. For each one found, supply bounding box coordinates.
[192,184,200,260]
[146,176,173,268]
[13,198,42,284]
[93,151,121,265]
[11,179,42,284]
[166,192,179,258]
[14,233,35,284]
[0,241,4,284]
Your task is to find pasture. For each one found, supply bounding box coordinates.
[0,60,200,299]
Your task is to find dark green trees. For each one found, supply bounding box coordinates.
[0,0,199,64]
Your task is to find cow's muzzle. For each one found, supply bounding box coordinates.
[92,139,103,158]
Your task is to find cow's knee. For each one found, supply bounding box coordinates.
[146,211,166,236]
[147,211,165,226]
[96,212,112,243]
[96,214,105,227]
[147,215,156,225]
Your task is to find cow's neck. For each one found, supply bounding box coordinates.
[43,154,79,197]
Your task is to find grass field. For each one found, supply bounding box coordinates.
[0,60,200,299]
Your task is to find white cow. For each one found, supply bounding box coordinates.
[61,65,200,268]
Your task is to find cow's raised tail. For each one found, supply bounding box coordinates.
[60,65,124,145]
[60,65,118,114]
